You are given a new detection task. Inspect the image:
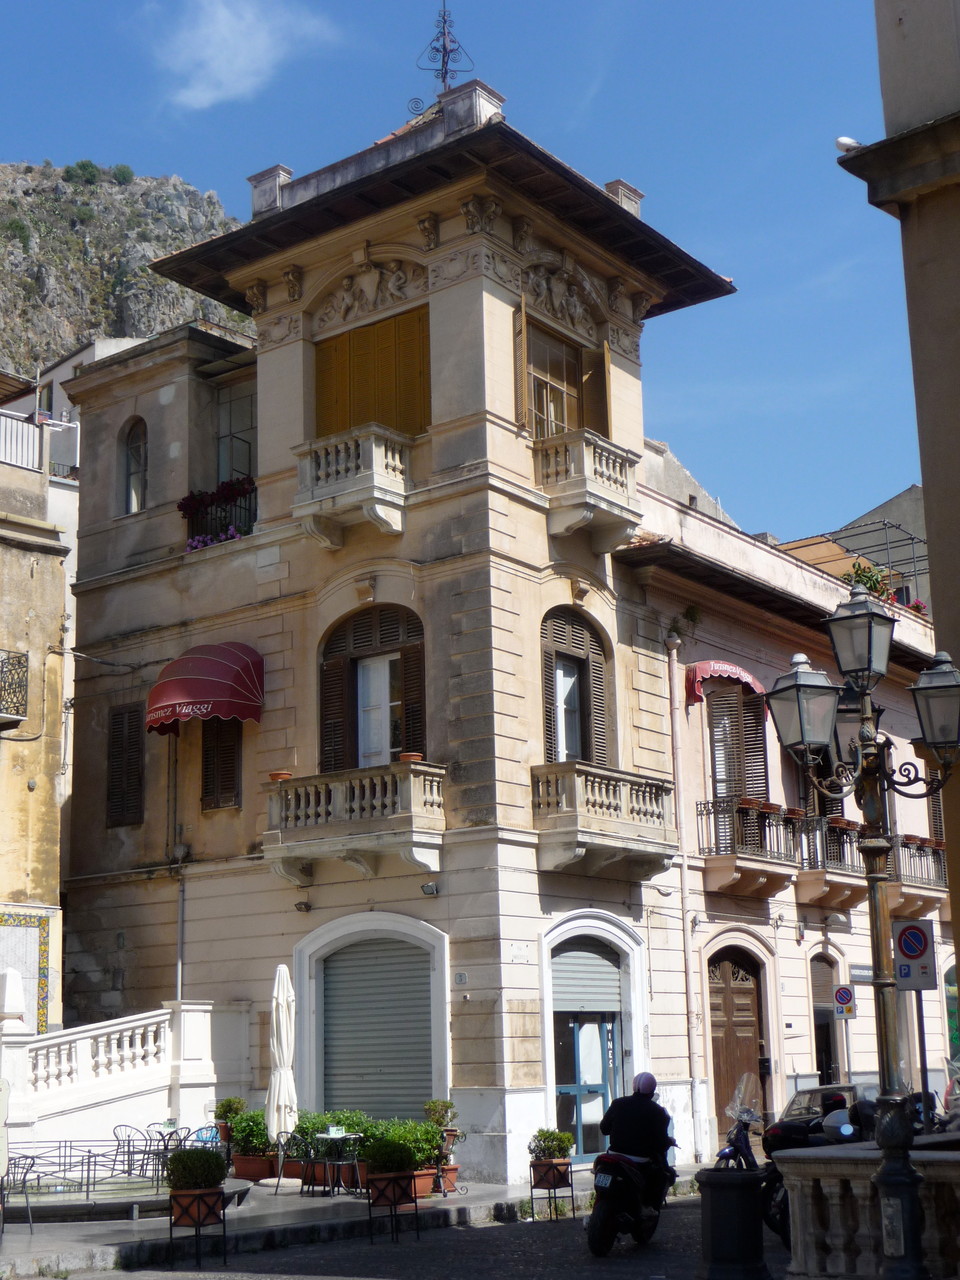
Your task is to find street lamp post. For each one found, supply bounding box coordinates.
[766,587,960,1280]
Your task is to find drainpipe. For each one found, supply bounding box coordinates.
[666,632,703,1161]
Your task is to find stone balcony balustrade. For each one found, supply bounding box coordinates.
[261,760,446,879]
[530,762,676,876]
[532,429,641,552]
[696,796,799,897]
[777,1137,960,1280]
[291,422,411,548]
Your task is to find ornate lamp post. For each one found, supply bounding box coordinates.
[766,586,960,1280]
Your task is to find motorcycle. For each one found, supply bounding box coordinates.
[587,1147,676,1256]
[713,1074,794,1244]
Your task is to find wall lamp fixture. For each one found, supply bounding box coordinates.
[420,882,440,897]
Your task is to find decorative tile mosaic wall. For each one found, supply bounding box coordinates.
[0,914,49,1033]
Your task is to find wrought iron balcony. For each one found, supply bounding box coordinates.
[532,430,641,553]
[261,759,446,877]
[795,816,869,910]
[0,650,28,727]
[531,762,676,876]
[291,423,411,548]
[886,834,948,918]
[696,797,799,897]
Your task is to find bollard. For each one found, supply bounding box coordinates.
[695,1167,771,1280]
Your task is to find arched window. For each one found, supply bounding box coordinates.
[124,418,147,514]
[540,608,610,766]
[318,605,425,772]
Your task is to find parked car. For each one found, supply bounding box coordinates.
[775,1082,879,1126]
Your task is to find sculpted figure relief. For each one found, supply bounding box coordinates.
[283,265,303,302]
[632,291,655,323]
[245,280,267,314]
[513,216,534,254]
[312,257,426,333]
[418,213,439,250]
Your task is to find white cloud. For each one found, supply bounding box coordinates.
[152,0,338,110]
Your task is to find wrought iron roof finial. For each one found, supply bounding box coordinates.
[408,8,475,114]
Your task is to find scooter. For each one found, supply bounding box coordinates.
[587,1148,675,1256]
[714,1072,764,1170]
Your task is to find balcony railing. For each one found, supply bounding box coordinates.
[532,429,640,552]
[186,488,257,541]
[696,797,800,864]
[799,816,865,876]
[0,650,28,725]
[0,410,40,471]
[262,760,446,876]
[889,834,948,888]
[531,762,676,875]
[292,423,411,545]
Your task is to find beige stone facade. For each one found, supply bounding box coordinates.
[65,82,953,1180]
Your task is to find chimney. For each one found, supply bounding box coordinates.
[605,179,644,219]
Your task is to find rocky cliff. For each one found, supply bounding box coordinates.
[0,160,249,375]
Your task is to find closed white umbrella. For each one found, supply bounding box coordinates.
[264,964,298,1143]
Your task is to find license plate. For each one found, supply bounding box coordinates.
[594,1172,613,1188]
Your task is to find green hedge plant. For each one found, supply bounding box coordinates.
[213,1096,247,1123]
[229,1108,269,1155]
[364,1138,418,1174]
[166,1148,226,1191]
[528,1129,575,1161]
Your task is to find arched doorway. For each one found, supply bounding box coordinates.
[551,937,623,1160]
[709,946,768,1128]
[810,955,839,1083]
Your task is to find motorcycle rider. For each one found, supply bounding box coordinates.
[599,1071,675,1197]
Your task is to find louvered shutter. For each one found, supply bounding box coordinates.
[315,332,349,436]
[928,771,944,842]
[202,717,241,810]
[810,955,837,1007]
[400,642,425,755]
[541,608,609,766]
[742,693,769,800]
[395,307,429,434]
[707,687,745,799]
[514,297,528,430]
[319,655,353,772]
[107,703,144,827]
[350,323,379,425]
[581,342,612,439]
[322,937,432,1117]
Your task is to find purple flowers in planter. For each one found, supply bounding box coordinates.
[186,526,242,552]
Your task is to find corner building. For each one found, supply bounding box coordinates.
[65,82,952,1180]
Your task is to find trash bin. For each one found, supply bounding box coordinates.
[695,1167,771,1280]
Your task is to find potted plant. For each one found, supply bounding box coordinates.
[365,1137,421,1208]
[229,1108,272,1181]
[213,1096,247,1142]
[167,1147,227,1227]
[528,1128,575,1190]
[424,1099,462,1193]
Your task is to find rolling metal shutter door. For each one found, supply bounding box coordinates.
[323,938,432,1117]
[552,941,622,1012]
[810,955,837,1008]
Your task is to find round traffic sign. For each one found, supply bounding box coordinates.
[835,986,853,1005]
[896,925,929,959]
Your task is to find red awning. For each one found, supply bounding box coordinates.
[146,642,264,736]
[685,659,766,705]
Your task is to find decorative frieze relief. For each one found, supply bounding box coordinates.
[461,194,502,234]
[513,216,534,254]
[417,213,439,251]
[257,312,303,351]
[245,280,267,315]
[311,258,428,335]
[427,246,521,291]
[608,325,640,359]
[283,265,303,302]
[524,262,598,341]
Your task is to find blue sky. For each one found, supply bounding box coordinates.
[5,1,916,540]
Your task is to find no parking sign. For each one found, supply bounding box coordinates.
[893,919,937,991]
[834,985,856,1018]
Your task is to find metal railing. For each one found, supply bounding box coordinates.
[0,650,28,722]
[799,816,865,876]
[0,410,40,471]
[889,834,948,888]
[695,797,799,864]
[186,488,257,540]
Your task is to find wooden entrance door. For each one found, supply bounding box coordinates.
[709,948,765,1132]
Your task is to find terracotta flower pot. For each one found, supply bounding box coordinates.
[399,752,423,763]
[231,1153,273,1181]
[269,771,293,783]
[170,1188,225,1227]
[529,1158,572,1190]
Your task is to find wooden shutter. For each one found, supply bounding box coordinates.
[395,307,429,434]
[707,687,745,799]
[201,717,241,810]
[350,322,379,425]
[319,654,353,772]
[400,642,425,755]
[581,341,611,438]
[742,693,769,800]
[322,937,432,1117]
[514,297,528,430]
[928,771,945,842]
[541,608,609,766]
[107,703,144,827]
[315,332,349,437]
